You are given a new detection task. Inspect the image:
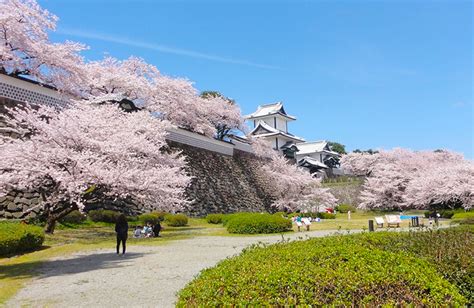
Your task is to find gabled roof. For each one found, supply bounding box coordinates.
[295,141,329,154]
[280,141,299,151]
[298,156,329,169]
[244,102,296,121]
[250,121,305,142]
[250,120,280,135]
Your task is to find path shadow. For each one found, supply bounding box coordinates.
[0,251,144,281]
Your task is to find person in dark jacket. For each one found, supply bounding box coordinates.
[153,220,162,237]
[115,214,129,255]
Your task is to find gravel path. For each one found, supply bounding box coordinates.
[7,230,352,308]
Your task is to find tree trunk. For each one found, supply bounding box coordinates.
[44,205,78,234]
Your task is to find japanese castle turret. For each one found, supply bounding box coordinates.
[245,102,304,157]
[246,102,341,177]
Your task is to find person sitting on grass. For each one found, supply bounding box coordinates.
[143,222,154,238]
[133,226,143,238]
[153,220,162,237]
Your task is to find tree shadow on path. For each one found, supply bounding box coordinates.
[0,251,144,281]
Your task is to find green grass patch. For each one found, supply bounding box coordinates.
[0,222,45,257]
[178,227,473,306]
[452,211,474,225]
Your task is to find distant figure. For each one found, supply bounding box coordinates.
[348,210,351,220]
[133,226,143,238]
[115,214,129,255]
[153,221,162,237]
[143,222,153,238]
[302,217,311,231]
[295,215,303,232]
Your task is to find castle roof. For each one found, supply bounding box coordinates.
[296,141,340,156]
[250,121,305,142]
[244,102,296,121]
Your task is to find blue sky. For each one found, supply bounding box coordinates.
[44,0,473,157]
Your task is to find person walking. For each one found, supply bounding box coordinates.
[115,214,129,255]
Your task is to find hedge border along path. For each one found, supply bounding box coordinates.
[178,228,472,306]
[0,222,45,256]
[6,230,342,307]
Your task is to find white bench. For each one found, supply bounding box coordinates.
[385,215,402,228]
[375,216,385,228]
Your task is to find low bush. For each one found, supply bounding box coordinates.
[165,214,188,227]
[178,227,472,306]
[452,211,474,225]
[206,213,224,224]
[0,222,45,256]
[59,210,86,224]
[88,210,120,223]
[138,213,161,225]
[336,204,357,213]
[317,212,336,219]
[225,213,292,234]
[221,213,242,226]
[424,209,463,219]
[272,211,287,218]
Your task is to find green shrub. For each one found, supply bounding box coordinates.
[87,210,120,223]
[272,211,287,218]
[221,213,241,226]
[138,213,161,225]
[0,222,45,256]
[59,210,86,224]
[126,215,138,222]
[452,211,474,225]
[206,213,224,224]
[165,214,188,227]
[317,212,336,219]
[178,228,471,306]
[336,204,357,213]
[225,213,292,234]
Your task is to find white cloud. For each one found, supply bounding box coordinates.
[57,28,279,70]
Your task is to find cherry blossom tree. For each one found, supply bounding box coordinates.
[251,138,337,212]
[200,91,244,140]
[341,149,473,210]
[79,56,159,103]
[0,103,191,232]
[0,0,86,93]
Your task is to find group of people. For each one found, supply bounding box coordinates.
[114,214,162,255]
[292,215,314,231]
[133,222,162,238]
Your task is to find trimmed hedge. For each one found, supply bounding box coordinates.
[178,227,472,306]
[206,213,224,224]
[452,211,474,225]
[424,210,461,219]
[317,212,336,219]
[224,213,292,234]
[59,210,86,224]
[165,214,188,227]
[138,213,159,225]
[0,222,45,256]
[335,204,357,213]
[88,210,120,223]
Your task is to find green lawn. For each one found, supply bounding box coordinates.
[293,210,450,232]
[0,212,453,304]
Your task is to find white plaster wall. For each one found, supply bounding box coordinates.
[262,117,275,129]
[276,117,287,132]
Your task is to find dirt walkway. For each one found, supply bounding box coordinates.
[6,230,350,307]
